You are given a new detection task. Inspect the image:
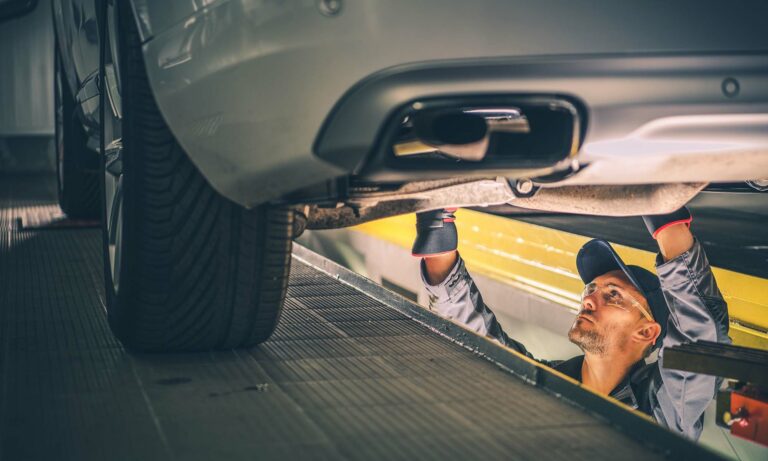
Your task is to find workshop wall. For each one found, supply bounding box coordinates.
[0,0,54,172]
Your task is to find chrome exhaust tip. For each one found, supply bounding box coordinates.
[358,95,584,182]
[406,108,531,161]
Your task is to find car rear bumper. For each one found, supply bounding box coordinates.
[317,54,768,186]
[139,0,768,207]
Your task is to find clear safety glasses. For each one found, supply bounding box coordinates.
[581,282,654,322]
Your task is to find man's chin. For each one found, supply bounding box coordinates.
[568,327,604,354]
[567,327,582,346]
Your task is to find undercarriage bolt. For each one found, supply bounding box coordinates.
[318,0,342,16]
[516,179,534,195]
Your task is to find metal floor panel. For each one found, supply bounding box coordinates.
[0,175,711,461]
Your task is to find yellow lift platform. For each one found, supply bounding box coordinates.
[354,209,768,351]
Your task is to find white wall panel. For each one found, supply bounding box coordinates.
[0,0,53,136]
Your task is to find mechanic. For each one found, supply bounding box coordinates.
[412,206,730,440]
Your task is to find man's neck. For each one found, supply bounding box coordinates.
[580,351,639,396]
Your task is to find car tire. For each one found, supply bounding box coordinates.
[55,47,100,219]
[101,0,293,352]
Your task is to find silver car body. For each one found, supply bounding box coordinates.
[55,0,768,209]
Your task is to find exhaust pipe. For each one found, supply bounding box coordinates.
[406,108,531,161]
[359,95,583,182]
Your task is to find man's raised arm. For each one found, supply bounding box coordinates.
[643,207,731,439]
[413,209,536,359]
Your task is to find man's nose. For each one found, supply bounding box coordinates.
[581,296,597,312]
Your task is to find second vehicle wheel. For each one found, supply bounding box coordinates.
[55,46,100,219]
[99,0,294,352]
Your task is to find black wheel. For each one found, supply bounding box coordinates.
[99,0,294,352]
[55,46,100,219]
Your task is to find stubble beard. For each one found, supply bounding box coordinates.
[568,323,607,356]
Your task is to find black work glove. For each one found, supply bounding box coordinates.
[412,208,458,257]
[642,206,692,239]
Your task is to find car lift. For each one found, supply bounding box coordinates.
[0,176,741,460]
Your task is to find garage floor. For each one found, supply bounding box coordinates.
[0,175,709,460]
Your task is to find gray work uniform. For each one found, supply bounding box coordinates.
[420,239,730,440]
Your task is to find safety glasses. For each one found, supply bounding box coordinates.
[581,282,654,321]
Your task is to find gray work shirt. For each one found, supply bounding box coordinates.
[421,239,730,440]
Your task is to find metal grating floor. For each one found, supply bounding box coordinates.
[0,175,689,460]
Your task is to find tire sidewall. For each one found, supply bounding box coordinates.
[100,0,133,337]
[55,39,99,219]
[54,46,79,212]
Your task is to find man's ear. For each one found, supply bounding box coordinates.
[633,321,662,347]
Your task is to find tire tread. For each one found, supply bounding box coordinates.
[105,0,292,352]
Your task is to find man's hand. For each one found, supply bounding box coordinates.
[643,206,694,262]
[412,209,459,285]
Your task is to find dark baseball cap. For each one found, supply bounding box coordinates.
[576,239,669,350]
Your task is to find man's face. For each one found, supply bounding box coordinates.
[568,270,650,356]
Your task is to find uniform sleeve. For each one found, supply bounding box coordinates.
[651,238,730,440]
[420,255,542,362]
